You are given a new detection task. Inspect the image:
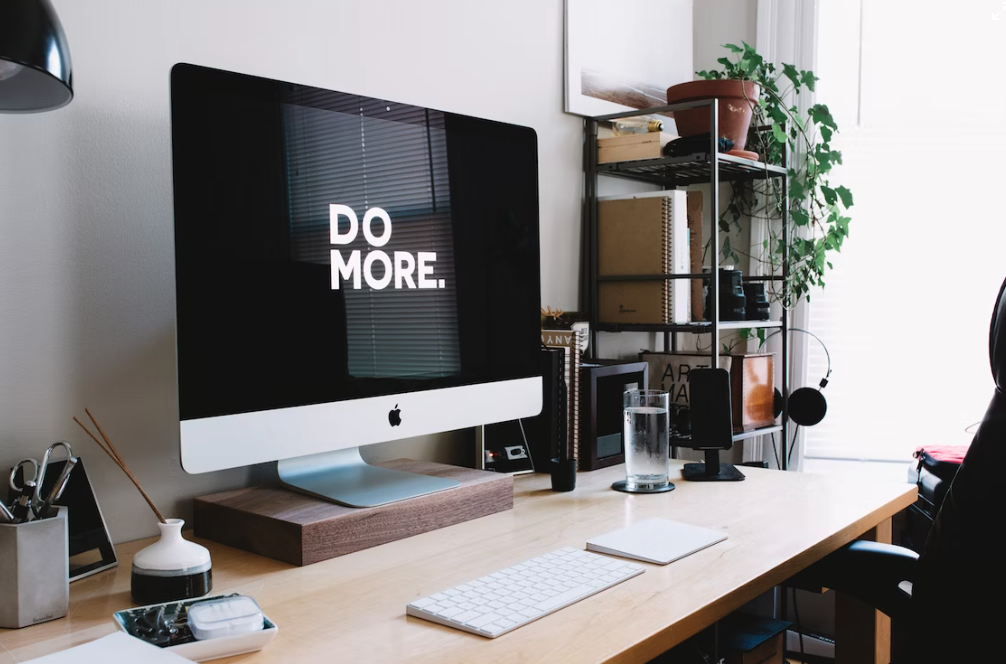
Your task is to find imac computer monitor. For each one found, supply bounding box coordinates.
[169,64,542,507]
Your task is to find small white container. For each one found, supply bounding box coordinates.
[188,596,264,641]
[113,595,278,662]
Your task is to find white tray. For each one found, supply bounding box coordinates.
[113,594,278,662]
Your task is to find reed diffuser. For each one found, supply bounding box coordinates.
[74,409,212,604]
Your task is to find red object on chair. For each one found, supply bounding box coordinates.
[913,445,970,482]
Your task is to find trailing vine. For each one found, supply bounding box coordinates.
[697,42,852,307]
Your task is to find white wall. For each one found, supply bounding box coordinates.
[0,0,584,542]
[694,0,758,73]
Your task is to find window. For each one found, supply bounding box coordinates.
[804,0,1005,461]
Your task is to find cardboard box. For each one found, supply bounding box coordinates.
[725,632,784,664]
[721,613,791,664]
[597,132,676,163]
[730,353,776,432]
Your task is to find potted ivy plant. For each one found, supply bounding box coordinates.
[686,42,853,311]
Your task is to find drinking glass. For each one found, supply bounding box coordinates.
[623,390,670,490]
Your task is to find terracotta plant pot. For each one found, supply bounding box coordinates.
[666,80,759,152]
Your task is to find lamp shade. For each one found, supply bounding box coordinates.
[0,0,72,113]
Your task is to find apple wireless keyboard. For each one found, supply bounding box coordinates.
[406,547,644,638]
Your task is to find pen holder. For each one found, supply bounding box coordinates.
[550,458,577,492]
[0,506,69,628]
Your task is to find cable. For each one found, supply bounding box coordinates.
[516,418,535,473]
[788,425,801,468]
[762,327,832,383]
[770,433,782,470]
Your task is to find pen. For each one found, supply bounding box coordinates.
[0,500,13,524]
[34,457,77,520]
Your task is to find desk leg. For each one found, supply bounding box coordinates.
[834,518,892,664]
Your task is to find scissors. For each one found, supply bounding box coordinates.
[8,441,76,523]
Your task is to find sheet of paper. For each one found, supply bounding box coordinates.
[587,517,727,565]
[24,632,191,663]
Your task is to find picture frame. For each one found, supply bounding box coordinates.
[564,0,693,117]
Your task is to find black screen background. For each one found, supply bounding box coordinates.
[170,65,541,421]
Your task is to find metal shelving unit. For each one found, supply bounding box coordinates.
[582,99,794,462]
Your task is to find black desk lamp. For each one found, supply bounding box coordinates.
[0,0,73,113]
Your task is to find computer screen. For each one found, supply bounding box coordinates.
[170,64,542,493]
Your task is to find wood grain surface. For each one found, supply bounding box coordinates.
[194,459,513,565]
[1,462,915,664]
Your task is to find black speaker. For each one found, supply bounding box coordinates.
[521,348,566,471]
[578,360,648,471]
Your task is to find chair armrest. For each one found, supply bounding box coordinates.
[789,540,918,620]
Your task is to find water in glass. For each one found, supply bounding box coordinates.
[624,392,669,490]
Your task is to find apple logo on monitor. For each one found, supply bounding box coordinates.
[388,405,402,427]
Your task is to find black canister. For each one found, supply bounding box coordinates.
[704,269,747,321]
[550,458,577,492]
[743,282,771,320]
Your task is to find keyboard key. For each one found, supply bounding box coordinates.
[467,613,503,628]
[454,610,480,624]
[410,597,436,609]
[533,585,593,612]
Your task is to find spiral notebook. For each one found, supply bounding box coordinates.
[597,191,690,325]
[587,518,727,565]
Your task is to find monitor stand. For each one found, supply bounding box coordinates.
[682,449,746,482]
[278,447,461,508]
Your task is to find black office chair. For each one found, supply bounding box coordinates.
[792,276,1006,663]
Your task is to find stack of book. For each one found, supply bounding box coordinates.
[541,328,583,461]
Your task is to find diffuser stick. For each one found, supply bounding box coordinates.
[73,414,167,524]
[85,407,125,467]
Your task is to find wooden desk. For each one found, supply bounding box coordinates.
[1,462,915,664]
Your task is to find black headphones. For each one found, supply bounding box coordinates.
[769,328,832,427]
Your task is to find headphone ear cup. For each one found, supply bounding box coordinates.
[789,387,828,426]
[773,388,784,419]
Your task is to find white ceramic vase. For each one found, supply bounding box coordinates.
[131,518,213,605]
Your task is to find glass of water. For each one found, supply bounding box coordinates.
[623,390,670,491]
